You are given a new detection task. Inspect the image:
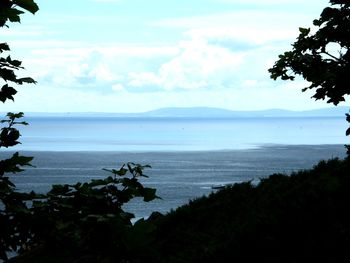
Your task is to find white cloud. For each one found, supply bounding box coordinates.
[96,46,179,58]
[216,0,324,5]
[242,80,258,88]
[90,0,121,2]
[112,83,125,91]
[185,27,297,46]
[19,45,179,92]
[14,20,304,107]
[20,33,288,97]
[128,72,161,88]
[90,63,116,82]
[1,26,47,37]
[150,10,314,29]
[4,81,333,114]
[71,52,118,82]
[127,39,245,91]
[150,7,326,48]
[3,0,333,112]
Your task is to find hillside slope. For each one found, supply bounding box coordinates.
[9,156,350,263]
[153,157,350,263]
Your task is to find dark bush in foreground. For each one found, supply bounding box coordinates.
[153,157,350,263]
[9,157,350,263]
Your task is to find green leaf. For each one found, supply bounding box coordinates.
[14,121,29,126]
[17,77,37,84]
[13,0,40,14]
[142,188,157,202]
[49,184,71,196]
[10,152,34,167]
[0,43,10,52]
[116,167,128,176]
[0,67,17,82]
[6,112,25,122]
[87,176,115,188]
[0,84,17,102]
[73,182,82,190]
[346,113,350,123]
[313,19,322,26]
[6,56,22,67]
[103,167,128,176]
[298,27,310,35]
[4,8,24,23]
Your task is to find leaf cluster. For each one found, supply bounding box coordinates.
[0,3,37,259]
[13,163,159,263]
[0,2,163,262]
[0,114,159,261]
[269,0,350,136]
[0,115,159,263]
[269,0,350,105]
[0,1,37,103]
[0,113,34,261]
[0,2,161,262]
[0,0,39,27]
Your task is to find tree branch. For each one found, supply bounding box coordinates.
[322,50,346,64]
[0,61,21,70]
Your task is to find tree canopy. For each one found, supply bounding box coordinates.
[0,0,39,27]
[0,0,38,103]
[269,0,350,108]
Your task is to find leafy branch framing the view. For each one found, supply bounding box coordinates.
[269,0,350,137]
[1,1,39,260]
[2,0,349,262]
[0,0,38,103]
[1,1,160,262]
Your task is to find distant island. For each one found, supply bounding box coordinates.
[4,106,349,118]
[138,106,350,118]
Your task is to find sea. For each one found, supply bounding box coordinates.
[1,116,349,218]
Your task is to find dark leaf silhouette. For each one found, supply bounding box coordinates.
[269,0,350,136]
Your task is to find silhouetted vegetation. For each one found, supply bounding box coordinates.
[269,0,350,136]
[9,157,350,263]
[2,0,350,262]
[1,2,160,262]
[1,1,38,261]
[7,163,160,263]
[152,157,350,263]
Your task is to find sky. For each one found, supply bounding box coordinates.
[2,0,342,113]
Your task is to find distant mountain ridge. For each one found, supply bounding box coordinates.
[143,107,349,117]
[10,106,349,118]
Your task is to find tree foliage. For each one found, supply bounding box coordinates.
[9,163,160,263]
[1,2,160,262]
[4,1,349,262]
[1,1,37,103]
[269,0,350,136]
[153,158,350,263]
[1,1,38,260]
[0,0,39,27]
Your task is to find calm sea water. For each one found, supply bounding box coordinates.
[1,117,349,218]
[15,116,349,151]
